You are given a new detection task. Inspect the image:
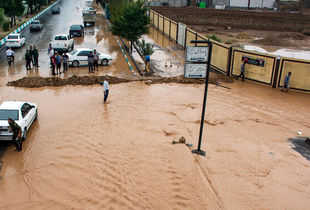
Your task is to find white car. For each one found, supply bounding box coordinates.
[67,48,112,67]
[0,101,38,141]
[5,34,26,48]
[51,34,74,52]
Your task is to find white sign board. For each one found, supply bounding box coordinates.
[184,63,207,78]
[186,46,209,62]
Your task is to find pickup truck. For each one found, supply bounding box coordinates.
[82,9,96,26]
[51,34,74,53]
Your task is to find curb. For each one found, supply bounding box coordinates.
[0,0,60,47]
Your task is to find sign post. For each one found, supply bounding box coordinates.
[185,40,213,156]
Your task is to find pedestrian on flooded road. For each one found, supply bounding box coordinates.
[51,52,56,75]
[29,45,34,69]
[88,51,94,73]
[33,46,39,69]
[236,60,246,82]
[93,49,99,71]
[25,50,31,70]
[48,44,54,66]
[8,118,22,152]
[55,53,62,74]
[63,53,69,72]
[281,72,292,92]
[103,79,109,103]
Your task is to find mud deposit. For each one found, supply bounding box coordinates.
[7,73,233,88]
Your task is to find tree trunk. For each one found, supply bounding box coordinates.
[130,41,133,54]
[10,16,13,27]
[14,16,16,25]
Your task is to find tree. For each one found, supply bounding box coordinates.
[0,0,24,27]
[0,8,5,25]
[136,38,154,57]
[110,0,150,53]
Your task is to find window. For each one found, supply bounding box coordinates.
[77,51,88,56]
[8,35,18,39]
[70,49,77,55]
[21,103,32,118]
[70,25,81,30]
[0,110,19,120]
[55,36,67,41]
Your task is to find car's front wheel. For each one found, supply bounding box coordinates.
[72,60,79,67]
[101,59,109,66]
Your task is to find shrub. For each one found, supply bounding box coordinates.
[206,34,221,42]
[2,20,10,31]
[225,40,233,44]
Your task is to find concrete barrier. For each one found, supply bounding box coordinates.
[0,0,60,47]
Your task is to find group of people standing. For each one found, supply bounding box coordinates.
[25,45,39,70]
[47,44,69,75]
[87,49,99,73]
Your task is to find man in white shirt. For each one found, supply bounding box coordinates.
[47,44,54,66]
[103,80,109,103]
[6,47,14,62]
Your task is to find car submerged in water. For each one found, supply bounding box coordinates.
[0,101,38,141]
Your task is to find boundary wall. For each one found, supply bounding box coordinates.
[150,10,310,92]
[0,0,60,47]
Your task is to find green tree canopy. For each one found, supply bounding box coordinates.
[110,0,150,52]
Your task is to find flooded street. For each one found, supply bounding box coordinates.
[0,0,310,209]
[0,0,137,85]
[0,81,309,209]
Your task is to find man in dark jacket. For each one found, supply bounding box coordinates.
[29,45,34,68]
[25,50,31,70]
[8,118,22,152]
[88,51,94,73]
[32,45,39,68]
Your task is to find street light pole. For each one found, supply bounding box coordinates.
[190,40,213,156]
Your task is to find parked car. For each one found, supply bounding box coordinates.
[30,20,43,32]
[67,48,112,67]
[5,34,25,48]
[69,25,84,37]
[0,101,38,141]
[52,6,60,14]
[51,34,74,53]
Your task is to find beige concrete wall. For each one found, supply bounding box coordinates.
[170,21,177,41]
[211,42,229,73]
[164,18,170,36]
[186,29,196,47]
[279,59,310,91]
[158,15,164,31]
[154,12,159,28]
[232,50,276,84]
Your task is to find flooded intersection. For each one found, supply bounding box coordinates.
[0,0,309,209]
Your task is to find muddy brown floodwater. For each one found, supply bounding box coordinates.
[0,80,309,210]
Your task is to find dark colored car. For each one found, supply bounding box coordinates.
[29,20,43,32]
[69,25,84,37]
[52,6,60,14]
